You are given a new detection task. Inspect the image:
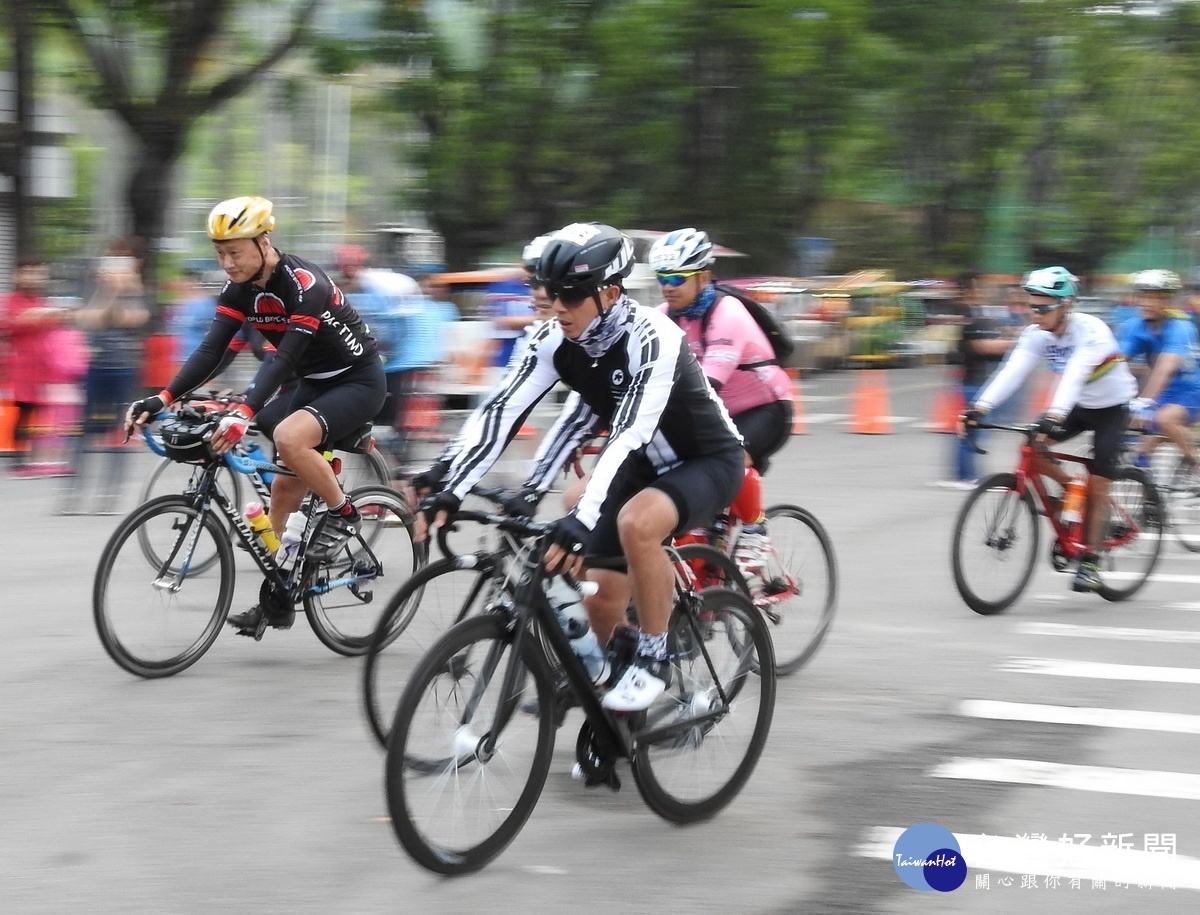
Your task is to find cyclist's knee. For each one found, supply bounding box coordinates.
[272,412,322,458]
[615,489,677,549]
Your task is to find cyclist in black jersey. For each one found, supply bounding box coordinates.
[126,196,386,634]
[416,223,744,712]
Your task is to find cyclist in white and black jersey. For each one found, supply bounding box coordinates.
[127,197,386,634]
[960,266,1137,593]
[417,223,744,712]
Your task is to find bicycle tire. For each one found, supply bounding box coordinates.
[362,554,504,747]
[631,585,776,823]
[1161,454,1200,553]
[758,504,838,675]
[94,495,235,678]
[1097,464,1164,602]
[672,542,748,594]
[951,473,1039,615]
[303,487,424,656]
[385,614,555,875]
[136,460,243,574]
[337,447,391,492]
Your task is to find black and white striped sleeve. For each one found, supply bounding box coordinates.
[573,318,680,529]
[521,391,596,494]
[443,323,562,500]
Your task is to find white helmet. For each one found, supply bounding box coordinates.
[521,234,553,272]
[1132,269,1182,292]
[648,228,715,273]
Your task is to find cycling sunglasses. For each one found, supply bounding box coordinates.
[544,283,599,306]
[1027,300,1062,314]
[655,270,703,288]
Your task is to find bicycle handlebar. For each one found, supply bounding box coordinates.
[966,420,1039,456]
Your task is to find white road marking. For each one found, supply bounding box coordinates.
[931,756,1200,801]
[1001,656,1200,684]
[960,699,1200,734]
[1017,621,1200,643]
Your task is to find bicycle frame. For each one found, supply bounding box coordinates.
[977,422,1141,560]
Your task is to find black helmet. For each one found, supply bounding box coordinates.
[535,223,634,293]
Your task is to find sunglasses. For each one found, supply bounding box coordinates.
[655,270,702,288]
[1028,301,1062,315]
[545,284,599,306]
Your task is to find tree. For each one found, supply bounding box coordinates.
[41,0,322,288]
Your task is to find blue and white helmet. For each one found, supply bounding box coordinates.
[1021,266,1078,299]
[648,228,715,273]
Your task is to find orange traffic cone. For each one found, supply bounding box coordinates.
[848,369,892,434]
[928,370,966,433]
[787,368,806,435]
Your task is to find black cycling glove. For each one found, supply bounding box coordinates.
[546,514,590,557]
[499,487,542,518]
[418,490,461,526]
[130,394,168,421]
[961,408,983,429]
[411,461,450,496]
[1035,413,1066,440]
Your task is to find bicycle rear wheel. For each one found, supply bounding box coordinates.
[1159,451,1200,552]
[757,505,838,675]
[94,495,235,678]
[363,555,507,747]
[304,487,424,656]
[632,586,775,823]
[385,614,555,875]
[337,447,391,491]
[951,473,1040,615]
[1097,465,1163,602]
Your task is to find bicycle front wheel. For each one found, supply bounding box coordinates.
[1097,465,1163,602]
[304,487,424,656]
[363,554,507,747]
[93,495,235,678]
[385,614,555,875]
[632,586,776,823]
[757,504,838,675]
[1160,453,1200,552]
[951,473,1039,615]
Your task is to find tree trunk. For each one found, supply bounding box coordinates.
[126,141,178,317]
[9,0,36,260]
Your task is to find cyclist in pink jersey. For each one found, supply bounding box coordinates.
[650,228,793,576]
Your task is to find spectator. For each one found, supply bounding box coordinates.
[63,239,150,514]
[0,257,82,476]
[334,244,420,299]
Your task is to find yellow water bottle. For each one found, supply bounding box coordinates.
[245,501,281,553]
[1061,477,1087,525]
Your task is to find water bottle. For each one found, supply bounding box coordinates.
[275,513,307,571]
[544,575,608,684]
[244,501,280,553]
[1061,477,1087,525]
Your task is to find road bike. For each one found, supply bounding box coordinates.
[360,486,746,748]
[136,390,390,511]
[381,501,776,875]
[93,405,423,678]
[1123,427,1200,553]
[951,421,1163,614]
[572,438,837,675]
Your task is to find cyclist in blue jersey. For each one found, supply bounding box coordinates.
[1118,269,1200,474]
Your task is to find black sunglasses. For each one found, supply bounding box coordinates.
[545,283,600,306]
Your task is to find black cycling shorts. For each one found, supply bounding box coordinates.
[731,399,792,474]
[584,447,744,559]
[257,360,386,451]
[1049,402,1130,479]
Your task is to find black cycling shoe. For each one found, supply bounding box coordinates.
[227,604,295,640]
[307,505,361,561]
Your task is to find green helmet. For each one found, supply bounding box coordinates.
[1021,266,1078,299]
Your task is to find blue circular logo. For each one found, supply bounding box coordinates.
[892,823,967,892]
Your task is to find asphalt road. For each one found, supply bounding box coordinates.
[5,365,1200,914]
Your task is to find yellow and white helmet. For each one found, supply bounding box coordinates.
[206,196,275,241]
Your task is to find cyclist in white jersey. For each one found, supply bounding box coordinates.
[960,266,1137,593]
